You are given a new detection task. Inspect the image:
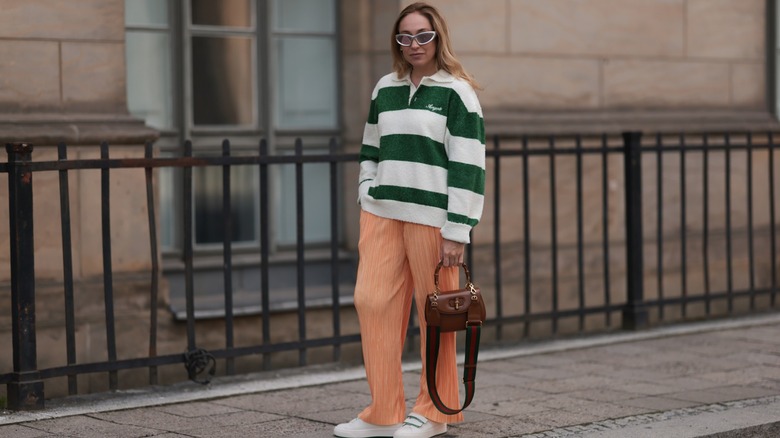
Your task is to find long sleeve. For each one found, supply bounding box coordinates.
[440,85,485,244]
[358,97,379,204]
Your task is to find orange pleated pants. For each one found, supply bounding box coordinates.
[354,211,464,425]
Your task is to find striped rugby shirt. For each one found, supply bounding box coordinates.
[358,70,486,244]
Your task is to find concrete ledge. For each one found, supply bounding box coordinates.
[0,112,159,145]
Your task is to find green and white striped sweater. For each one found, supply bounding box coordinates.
[358,70,486,244]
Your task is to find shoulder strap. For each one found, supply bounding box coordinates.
[425,324,482,415]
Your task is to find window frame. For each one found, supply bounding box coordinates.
[125,0,343,257]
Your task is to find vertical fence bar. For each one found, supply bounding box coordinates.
[725,134,734,313]
[622,132,648,330]
[295,138,307,366]
[144,142,159,385]
[601,134,611,327]
[6,142,44,410]
[549,136,559,334]
[575,135,585,330]
[329,138,342,361]
[770,133,778,307]
[259,139,272,368]
[656,134,665,321]
[747,133,755,309]
[57,143,78,395]
[702,135,711,316]
[222,139,235,375]
[522,136,531,336]
[100,142,118,391]
[183,140,196,351]
[679,134,688,318]
[493,135,503,340]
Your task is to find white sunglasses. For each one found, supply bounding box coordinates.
[395,31,437,47]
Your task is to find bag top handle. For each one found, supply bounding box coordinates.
[433,261,474,294]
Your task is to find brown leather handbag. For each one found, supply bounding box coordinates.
[424,262,486,415]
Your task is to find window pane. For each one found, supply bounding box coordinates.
[159,160,178,250]
[192,36,254,126]
[276,37,337,129]
[125,0,168,26]
[126,31,174,130]
[276,156,332,245]
[191,0,252,27]
[274,0,334,33]
[194,164,258,244]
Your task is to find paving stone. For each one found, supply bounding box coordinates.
[521,375,617,394]
[698,366,780,386]
[475,371,538,389]
[157,400,244,418]
[653,376,725,391]
[0,424,55,437]
[615,395,700,411]
[514,408,600,429]
[183,417,332,438]
[667,388,750,404]
[563,388,640,402]
[24,416,160,438]
[535,395,653,420]
[456,414,549,436]
[513,367,577,381]
[469,397,549,417]
[92,407,282,431]
[478,358,537,374]
[707,385,780,401]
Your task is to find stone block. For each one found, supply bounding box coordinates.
[61,42,126,111]
[406,0,507,54]
[0,0,123,41]
[687,0,765,60]
[0,41,60,109]
[509,0,685,57]
[372,0,401,52]
[466,55,600,109]
[732,62,766,108]
[604,60,730,108]
[341,54,372,143]
[340,0,371,53]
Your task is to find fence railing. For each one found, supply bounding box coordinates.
[2,130,779,410]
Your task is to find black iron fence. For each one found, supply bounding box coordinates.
[2,131,779,410]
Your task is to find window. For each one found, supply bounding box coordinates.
[124,0,340,254]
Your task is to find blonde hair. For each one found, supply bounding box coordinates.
[391,2,480,90]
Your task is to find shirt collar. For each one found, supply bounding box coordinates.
[393,69,454,84]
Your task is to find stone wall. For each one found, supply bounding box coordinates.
[399,0,766,111]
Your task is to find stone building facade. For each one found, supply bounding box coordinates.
[1,0,778,399]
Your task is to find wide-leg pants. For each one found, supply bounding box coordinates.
[354,211,464,425]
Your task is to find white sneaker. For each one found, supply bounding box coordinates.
[393,413,447,438]
[334,418,402,438]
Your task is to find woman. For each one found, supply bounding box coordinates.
[334,3,485,438]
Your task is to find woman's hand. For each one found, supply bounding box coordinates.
[440,238,465,267]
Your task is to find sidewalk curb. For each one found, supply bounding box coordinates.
[1,312,779,426]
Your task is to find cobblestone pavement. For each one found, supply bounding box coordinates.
[1,313,779,437]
